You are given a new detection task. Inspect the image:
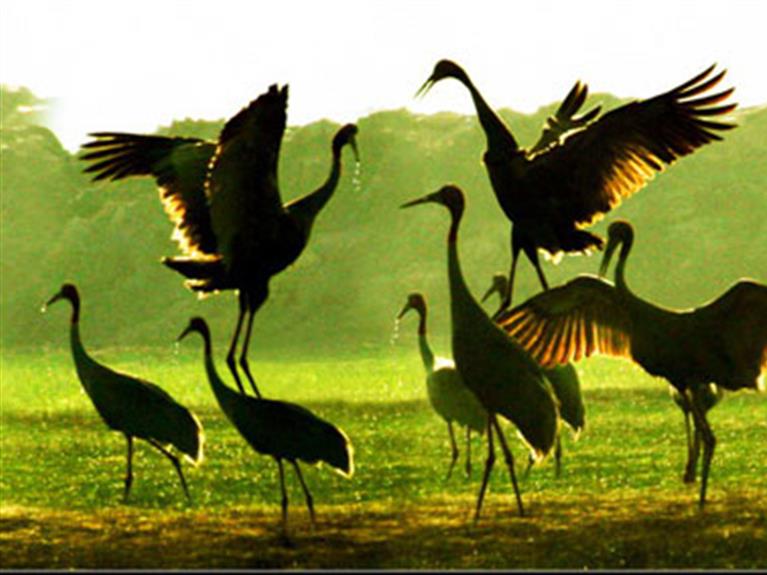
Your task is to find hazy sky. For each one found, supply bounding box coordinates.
[2,0,766,151]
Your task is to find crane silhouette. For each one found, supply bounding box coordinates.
[178,316,353,534]
[482,273,585,477]
[417,60,736,316]
[401,184,560,521]
[80,85,359,398]
[499,220,767,508]
[397,292,487,479]
[44,283,203,502]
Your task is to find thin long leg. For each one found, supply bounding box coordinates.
[523,453,534,479]
[687,388,717,509]
[682,409,697,483]
[465,426,472,478]
[526,246,550,292]
[554,435,562,478]
[147,439,191,502]
[292,461,316,527]
[492,246,519,322]
[474,415,495,524]
[227,291,249,395]
[123,434,134,502]
[491,415,525,517]
[277,458,289,532]
[239,304,262,398]
[446,421,459,480]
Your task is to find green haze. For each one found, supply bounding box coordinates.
[1,86,765,356]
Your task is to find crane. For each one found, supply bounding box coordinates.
[178,316,353,534]
[417,60,736,316]
[401,184,560,521]
[498,220,767,507]
[80,85,359,397]
[44,283,203,502]
[482,273,585,477]
[397,292,487,479]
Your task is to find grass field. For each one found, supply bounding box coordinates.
[1,347,766,569]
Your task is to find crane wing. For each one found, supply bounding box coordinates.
[528,80,601,155]
[526,64,736,227]
[206,85,289,236]
[80,133,217,256]
[498,275,633,367]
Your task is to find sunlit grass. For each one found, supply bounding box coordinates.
[1,348,766,568]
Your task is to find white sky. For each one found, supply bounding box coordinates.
[2,0,766,151]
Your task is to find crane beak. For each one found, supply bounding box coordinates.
[414,76,435,99]
[349,135,360,163]
[480,283,497,303]
[177,324,194,342]
[43,291,64,310]
[400,191,438,209]
[396,302,413,320]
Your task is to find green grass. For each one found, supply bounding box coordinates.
[1,348,766,568]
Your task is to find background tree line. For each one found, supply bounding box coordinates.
[2,85,765,356]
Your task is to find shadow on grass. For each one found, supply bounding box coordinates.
[2,489,765,569]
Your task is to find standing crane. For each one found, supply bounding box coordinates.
[417,60,736,315]
[401,185,560,521]
[482,273,585,477]
[80,86,359,397]
[498,220,767,508]
[397,292,487,479]
[44,283,203,502]
[178,316,353,535]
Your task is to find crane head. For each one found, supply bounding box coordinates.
[44,283,79,310]
[400,184,465,219]
[177,316,210,343]
[333,123,360,162]
[481,273,508,303]
[415,59,468,98]
[397,292,426,320]
[599,220,634,277]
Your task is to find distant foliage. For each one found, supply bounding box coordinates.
[1,86,765,354]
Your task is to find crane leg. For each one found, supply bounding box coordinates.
[446,422,459,480]
[525,245,550,292]
[474,415,496,524]
[682,408,697,483]
[276,458,289,534]
[465,427,472,478]
[491,415,525,517]
[688,388,716,510]
[292,461,316,527]
[238,305,262,399]
[148,439,191,502]
[523,452,534,479]
[492,248,519,322]
[554,435,562,478]
[123,434,134,502]
[226,292,249,395]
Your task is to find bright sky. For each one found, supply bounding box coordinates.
[2,0,766,151]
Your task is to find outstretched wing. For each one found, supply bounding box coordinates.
[528,80,602,155]
[80,133,217,255]
[498,275,633,367]
[527,64,736,228]
[207,85,289,256]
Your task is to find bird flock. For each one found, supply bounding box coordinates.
[42,58,766,533]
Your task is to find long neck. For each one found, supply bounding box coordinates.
[200,332,237,407]
[289,143,344,226]
[614,235,633,293]
[454,71,518,153]
[446,205,484,332]
[65,296,96,392]
[414,307,435,372]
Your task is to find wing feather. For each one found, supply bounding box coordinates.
[499,276,633,367]
[80,133,217,255]
[525,65,736,228]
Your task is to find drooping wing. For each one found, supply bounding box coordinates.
[80,133,217,255]
[526,64,736,228]
[206,85,289,252]
[528,80,602,155]
[498,275,633,367]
